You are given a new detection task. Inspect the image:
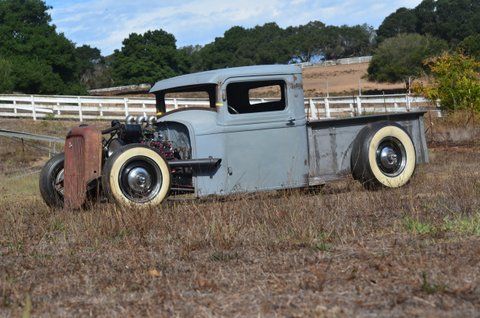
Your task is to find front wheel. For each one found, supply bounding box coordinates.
[39,153,65,208]
[102,144,171,207]
[351,122,416,189]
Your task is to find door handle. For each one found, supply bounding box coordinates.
[287,117,296,126]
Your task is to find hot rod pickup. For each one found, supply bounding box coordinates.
[39,65,428,208]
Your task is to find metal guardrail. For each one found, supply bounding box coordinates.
[0,128,64,143]
[0,93,436,121]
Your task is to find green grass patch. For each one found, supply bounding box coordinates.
[421,272,448,295]
[443,213,480,236]
[403,216,436,235]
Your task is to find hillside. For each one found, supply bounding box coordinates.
[302,63,405,96]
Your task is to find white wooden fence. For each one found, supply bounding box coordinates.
[0,94,436,122]
[306,94,437,119]
[297,56,373,68]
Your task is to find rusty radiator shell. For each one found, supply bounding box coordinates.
[64,126,102,209]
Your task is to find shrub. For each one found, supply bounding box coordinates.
[417,52,480,113]
[367,34,448,84]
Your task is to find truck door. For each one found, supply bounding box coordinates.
[219,75,309,193]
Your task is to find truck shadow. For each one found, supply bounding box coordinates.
[165,178,361,206]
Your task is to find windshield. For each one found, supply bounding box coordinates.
[155,84,217,114]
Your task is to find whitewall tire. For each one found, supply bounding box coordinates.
[102,144,171,207]
[351,122,416,189]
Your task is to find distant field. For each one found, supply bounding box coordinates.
[302,63,405,96]
[0,115,479,317]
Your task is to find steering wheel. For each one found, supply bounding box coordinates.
[228,105,239,114]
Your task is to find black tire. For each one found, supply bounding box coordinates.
[39,153,65,208]
[351,122,416,189]
[102,144,171,207]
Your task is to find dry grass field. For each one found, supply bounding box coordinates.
[0,114,479,317]
[302,63,405,96]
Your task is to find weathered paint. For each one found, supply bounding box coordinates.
[151,65,429,197]
[307,112,429,185]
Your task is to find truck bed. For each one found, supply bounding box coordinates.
[307,111,429,185]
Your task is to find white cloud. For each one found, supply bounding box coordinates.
[47,0,423,54]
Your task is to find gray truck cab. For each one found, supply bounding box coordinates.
[150,65,309,197]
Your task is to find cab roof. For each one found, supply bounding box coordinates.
[150,64,301,93]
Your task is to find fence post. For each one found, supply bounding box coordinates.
[99,103,103,117]
[13,100,17,114]
[173,98,178,110]
[56,102,61,116]
[30,95,36,120]
[77,96,83,122]
[124,98,129,117]
[324,97,331,118]
[142,103,146,116]
[309,99,317,120]
[349,103,354,117]
[434,99,442,117]
[356,96,362,115]
[406,94,411,111]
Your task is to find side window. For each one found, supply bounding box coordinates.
[226,80,286,114]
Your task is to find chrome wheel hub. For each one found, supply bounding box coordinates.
[119,157,162,203]
[376,137,407,177]
[55,169,65,195]
[379,147,399,169]
[127,167,152,194]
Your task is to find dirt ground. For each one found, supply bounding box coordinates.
[0,116,479,317]
[302,63,405,97]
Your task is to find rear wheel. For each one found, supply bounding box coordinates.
[351,122,416,189]
[102,144,171,207]
[39,153,65,208]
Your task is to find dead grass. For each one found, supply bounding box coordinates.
[302,63,405,96]
[0,117,480,317]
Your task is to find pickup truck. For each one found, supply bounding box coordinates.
[39,65,429,209]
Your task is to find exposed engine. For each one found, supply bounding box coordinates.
[102,115,194,193]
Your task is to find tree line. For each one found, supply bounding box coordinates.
[0,0,375,94]
[0,0,479,97]
[368,0,480,84]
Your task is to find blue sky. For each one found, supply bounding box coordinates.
[45,0,422,55]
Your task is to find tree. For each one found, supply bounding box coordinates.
[111,30,190,85]
[76,45,102,76]
[378,0,480,45]
[287,21,328,63]
[459,34,480,60]
[196,23,291,70]
[0,0,86,94]
[195,21,376,69]
[367,34,448,84]
[418,52,480,113]
[377,8,417,41]
[75,45,113,89]
[322,24,375,60]
[416,0,480,45]
[0,57,13,92]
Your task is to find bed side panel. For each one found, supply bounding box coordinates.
[308,112,429,185]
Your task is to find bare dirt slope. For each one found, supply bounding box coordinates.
[302,63,405,96]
